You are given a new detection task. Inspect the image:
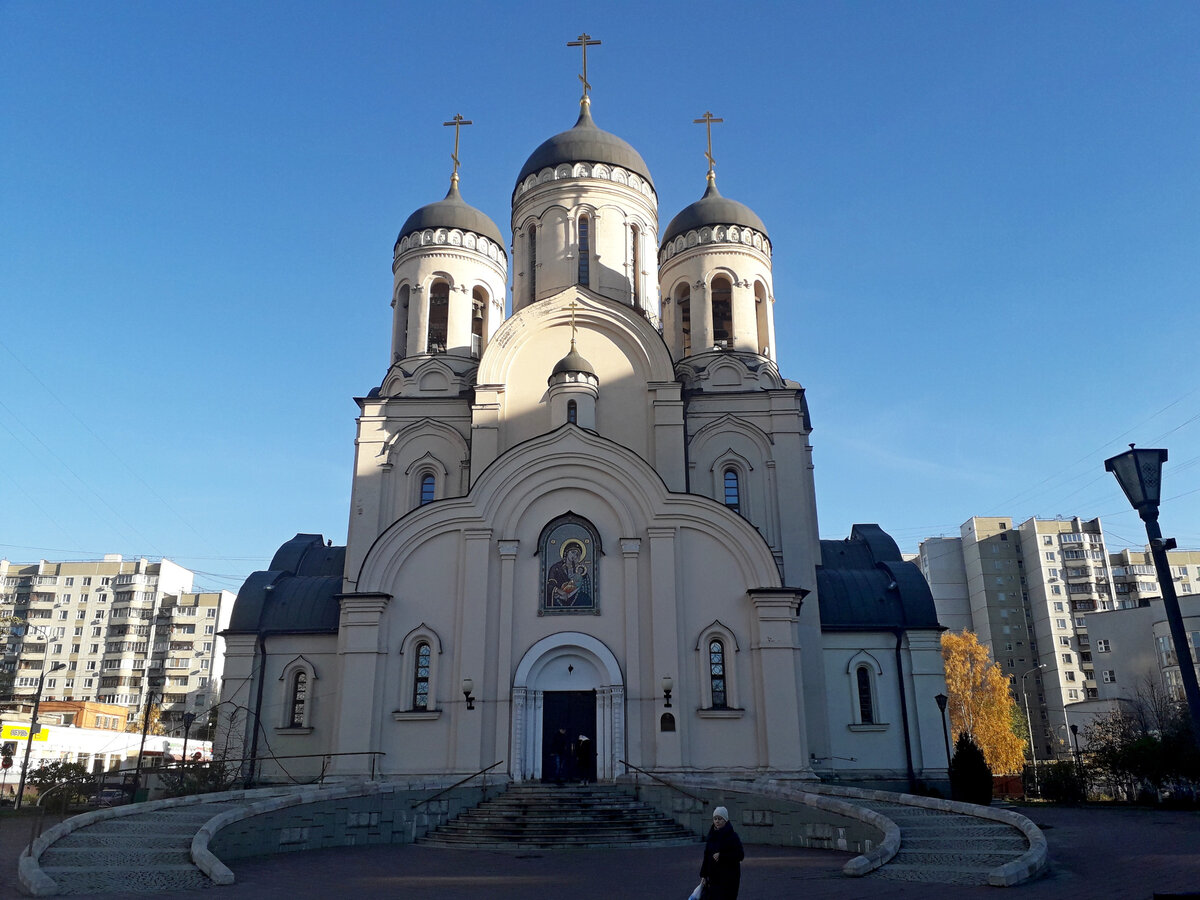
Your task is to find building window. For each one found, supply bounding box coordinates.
[427,280,449,353]
[856,666,875,724]
[711,276,732,348]
[578,215,590,285]
[528,225,537,302]
[630,224,641,306]
[1065,670,1076,682]
[567,400,577,425]
[677,284,691,355]
[723,469,740,514]
[709,639,728,709]
[289,671,307,727]
[1045,551,1056,561]
[471,287,487,358]
[412,641,431,710]
[1102,670,1117,683]
[419,474,436,506]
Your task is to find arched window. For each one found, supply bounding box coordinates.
[471,287,487,357]
[578,215,590,285]
[528,225,537,303]
[754,281,770,357]
[567,400,578,425]
[709,639,728,709]
[289,671,307,727]
[630,224,641,307]
[676,285,691,356]
[723,468,740,514]
[427,280,449,353]
[395,284,410,361]
[412,641,431,710]
[856,665,875,725]
[419,473,436,506]
[711,276,732,349]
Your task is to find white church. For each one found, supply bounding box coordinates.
[220,49,949,790]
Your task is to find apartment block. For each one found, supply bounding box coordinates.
[0,556,233,736]
[919,515,1200,763]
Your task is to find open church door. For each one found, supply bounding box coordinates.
[540,690,597,783]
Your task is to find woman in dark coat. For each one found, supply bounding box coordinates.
[699,806,744,899]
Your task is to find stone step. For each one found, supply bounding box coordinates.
[40,846,193,867]
[39,864,212,894]
[900,836,1027,851]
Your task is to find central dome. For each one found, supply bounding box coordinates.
[516,101,653,191]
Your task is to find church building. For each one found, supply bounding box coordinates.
[220,44,948,789]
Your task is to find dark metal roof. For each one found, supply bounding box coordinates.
[661,178,768,249]
[227,534,347,635]
[550,344,596,378]
[816,524,940,631]
[516,102,653,190]
[397,179,505,248]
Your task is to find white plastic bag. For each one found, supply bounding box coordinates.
[688,882,704,900]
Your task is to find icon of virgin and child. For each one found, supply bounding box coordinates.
[545,538,593,609]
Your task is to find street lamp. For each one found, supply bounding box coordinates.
[1105,446,1200,745]
[133,675,165,799]
[1021,664,1046,797]
[14,661,67,810]
[180,712,198,766]
[934,693,951,769]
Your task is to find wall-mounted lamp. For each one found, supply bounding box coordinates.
[662,675,673,709]
[462,678,475,710]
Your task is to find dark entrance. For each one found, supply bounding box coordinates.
[541,690,597,783]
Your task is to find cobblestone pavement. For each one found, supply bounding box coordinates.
[3,803,1198,899]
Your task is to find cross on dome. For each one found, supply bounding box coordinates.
[443,113,473,187]
[694,110,724,184]
[567,33,601,103]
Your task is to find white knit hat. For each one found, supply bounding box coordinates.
[713,806,729,820]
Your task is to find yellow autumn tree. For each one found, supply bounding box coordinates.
[940,629,1026,774]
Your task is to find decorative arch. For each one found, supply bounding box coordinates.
[695,620,743,713]
[395,623,443,717]
[405,452,448,509]
[846,650,886,729]
[278,655,316,731]
[511,631,624,782]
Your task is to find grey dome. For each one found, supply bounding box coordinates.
[550,344,596,378]
[397,179,505,248]
[661,178,767,249]
[516,102,653,191]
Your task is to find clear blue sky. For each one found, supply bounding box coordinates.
[3,2,1199,593]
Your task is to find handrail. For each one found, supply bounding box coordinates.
[411,760,504,809]
[618,759,708,804]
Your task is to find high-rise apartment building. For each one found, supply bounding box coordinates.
[919,516,1199,762]
[0,556,233,735]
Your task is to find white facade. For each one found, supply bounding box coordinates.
[222,93,947,790]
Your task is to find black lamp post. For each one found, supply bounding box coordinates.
[180,711,198,766]
[1105,446,1200,745]
[934,693,951,768]
[14,661,66,810]
[133,675,165,799]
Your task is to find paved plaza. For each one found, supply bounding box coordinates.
[2,804,1198,899]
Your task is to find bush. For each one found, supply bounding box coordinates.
[1039,760,1086,803]
[950,733,993,806]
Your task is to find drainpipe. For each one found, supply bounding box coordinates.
[893,628,917,794]
[245,630,269,788]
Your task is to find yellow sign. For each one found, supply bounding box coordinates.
[1,723,49,742]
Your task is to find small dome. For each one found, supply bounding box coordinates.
[550,343,596,378]
[516,101,653,191]
[397,179,505,248]
[660,177,767,249]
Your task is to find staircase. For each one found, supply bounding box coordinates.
[418,783,699,849]
[34,800,249,894]
[852,799,1032,885]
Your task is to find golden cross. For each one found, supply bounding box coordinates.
[443,114,473,181]
[568,299,580,347]
[567,33,601,99]
[693,111,724,179]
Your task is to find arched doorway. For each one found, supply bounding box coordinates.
[511,632,625,782]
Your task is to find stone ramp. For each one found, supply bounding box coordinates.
[419,783,699,849]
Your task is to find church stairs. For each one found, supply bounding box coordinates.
[417,783,699,849]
